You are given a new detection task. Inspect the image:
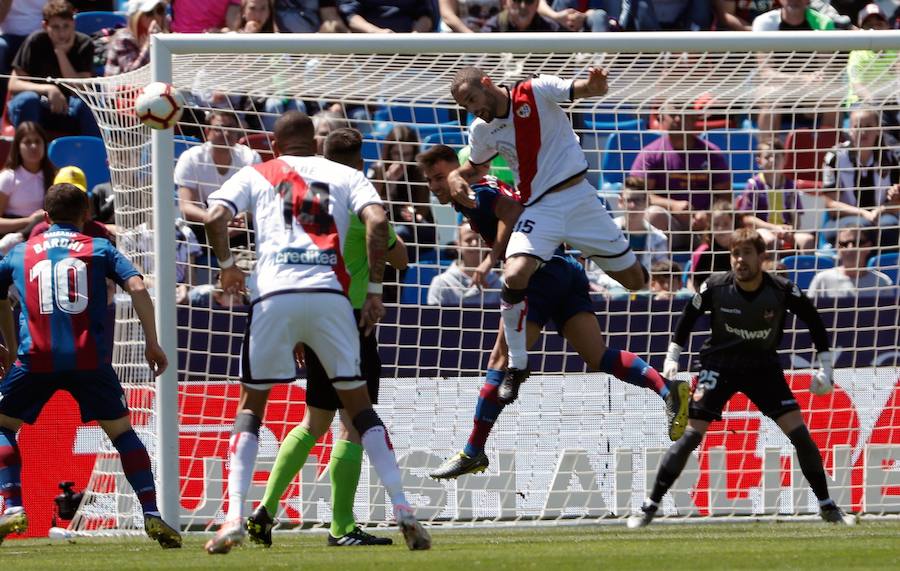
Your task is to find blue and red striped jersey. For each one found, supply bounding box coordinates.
[0,224,141,372]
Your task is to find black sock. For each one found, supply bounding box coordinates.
[650,428,703,504]
[787,425,830,502]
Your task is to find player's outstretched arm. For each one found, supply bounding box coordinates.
[360,204,389,336]
[571,67,609,100]
[784,284,834,394]
[665,284,711,377]
[204,203,245,295]
[123,275,168,377]
[474,195,523,289]
[448,160,491,209]
[0,298,16,374]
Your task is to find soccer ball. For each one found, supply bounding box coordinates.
[134,82,185,130]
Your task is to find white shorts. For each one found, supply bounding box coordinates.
[240,291,361,389]
[506,180,637,272]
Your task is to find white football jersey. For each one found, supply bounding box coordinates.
[468,74,588,206]
[208,155,382,300]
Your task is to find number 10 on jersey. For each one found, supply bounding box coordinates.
[29,257,89,314]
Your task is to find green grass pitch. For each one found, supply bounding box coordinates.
[4,521,899,570]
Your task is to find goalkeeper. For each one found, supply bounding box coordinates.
[628,228,856,528]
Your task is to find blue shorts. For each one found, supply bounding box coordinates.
[526,254,593,331]
[0,365,129,424]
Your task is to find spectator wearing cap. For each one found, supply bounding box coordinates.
[338,0,434,33]
[29,166,112,240]
[105,0,169,77]
[170,0,241,32]
[846,4,899,108]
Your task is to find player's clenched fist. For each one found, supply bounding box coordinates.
[359,294,386,336]
[145,342,169,376]
[220,264,246,295]
[448,170,476,209]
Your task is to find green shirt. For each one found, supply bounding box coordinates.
[343,213,398,309]
[846,49,900,106]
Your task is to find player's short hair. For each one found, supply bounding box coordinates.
[623,176,647,191]
[274,110,315,147]
[324,128,363,167]
[729,228,766,255]
[206,109,239,127]
[416,144,460,169]
[451,66,486,97]
[45,183,89,223]
[43,0,75,21]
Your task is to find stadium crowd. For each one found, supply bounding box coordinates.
[0,0,898,306]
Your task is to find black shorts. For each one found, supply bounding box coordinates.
[689,362,800,422]
[304,320,380,412]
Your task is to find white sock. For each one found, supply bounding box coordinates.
[360,425,408,509]
[501,299,528,369]
[226,431,259,521]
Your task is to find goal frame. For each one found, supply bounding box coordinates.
[148,30,900,528]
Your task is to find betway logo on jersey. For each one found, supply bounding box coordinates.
[274,247,338,266]
[725,323,772,340]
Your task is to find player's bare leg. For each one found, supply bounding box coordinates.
[207,386,270,554]
[775,411,856,525]
[603,259,649,292]
[0,414,27,545]
[499,255,540,403]
[338,385,430,550]
[561,312,689,440]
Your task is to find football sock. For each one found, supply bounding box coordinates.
[329,439,363,537]
[787,425,830,502]
[599,348,669,398]
[650,428,703,504]
[226,412,261,521]
[260,425,317,514]
[112,430,158,514]
[0,428,22,509]
[353,409,408,509]
[501,286,529,370]
[463,368,505,457]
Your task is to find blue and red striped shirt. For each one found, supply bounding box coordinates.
[0,224,141,372]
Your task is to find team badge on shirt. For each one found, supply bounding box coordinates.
[763,308,775,322]
[516,103,532,118]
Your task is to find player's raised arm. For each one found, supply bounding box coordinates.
[205,202,244,295]
[359,203,389,335]
[664,282,711,378]
[122,275,168,377]
[784,282,834,395]
[571,67,609,100]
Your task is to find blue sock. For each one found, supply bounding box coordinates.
[599,348,669,398]
[464,368,505,457]
[0,428,22,509]
[112,430,159,514]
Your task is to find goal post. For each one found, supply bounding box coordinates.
[56,30,900,534]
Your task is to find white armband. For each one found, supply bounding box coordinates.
[367,282,384,295]
[218,256,234,270]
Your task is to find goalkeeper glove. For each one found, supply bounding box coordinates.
[810,351,834,395]
[663,343,682,379]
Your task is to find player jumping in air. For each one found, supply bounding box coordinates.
[203,112,429,554]
[0,184,182,548]
[448,65,649,406]
[417,145,690,479]
[628,228,856,528]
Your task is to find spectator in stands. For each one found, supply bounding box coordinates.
[0,122,54,238]
[0,0,44,106]
[171,0,241,32]
[616,177,669,271]
[104,0,169,77]
[369,125,436,260]
[482,0,559,31]
[438,0,500,32]
[7,1,99,137]
[650,259,689,300]
[29,166,111,239]
[736,139,816,251]
[713,0,774,30]
[275,0,348,32]
[690,201,736,291]
[175,110,260,247]
[630,104,730,251]
[821,108,900,247]
[313,109,349,154]
[546,1,612,31]
[628,0,714,31]
[189,271,249,307]
[236,0,276,32]
[807,227,893,299]
[338,0,433,33]
[121,217,201,305]
[427,221,502,306]
[846,4,899,108]
[752,0,842,30]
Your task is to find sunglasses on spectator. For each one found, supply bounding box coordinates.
[145,4,166,16]
[838,239,868,248]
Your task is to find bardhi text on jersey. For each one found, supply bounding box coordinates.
[32,236,85,254]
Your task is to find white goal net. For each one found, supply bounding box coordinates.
[59,32,900,533]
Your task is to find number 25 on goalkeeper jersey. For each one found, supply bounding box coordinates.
[0,224,141,373]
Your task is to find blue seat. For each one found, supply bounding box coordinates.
[867,252,899,284]
[400,264,442,305]
[599,131,660,188]
[174,135,201,160]
[701,129,757,192]
[585,106,642,132]
[48,136,110,192]
[422,131,466,150]
[74,11,127,36]
[375,105,453,125]
[781,255,835,290]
